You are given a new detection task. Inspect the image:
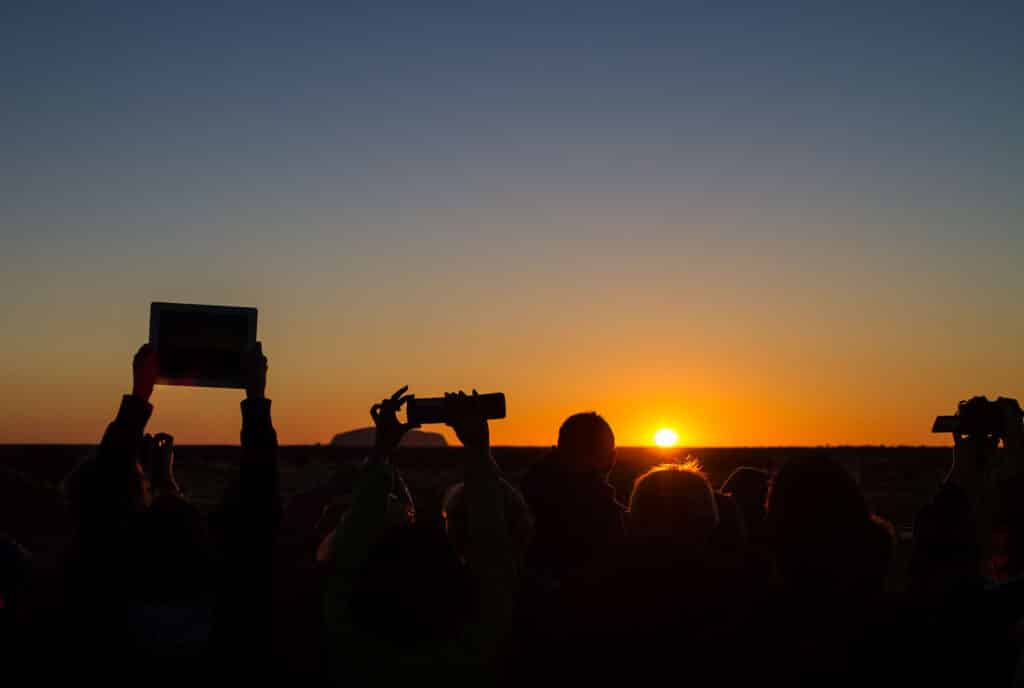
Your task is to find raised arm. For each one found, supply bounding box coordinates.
[446,391,519,660]
[323,387,416,636]
[910,399,1023,592]
[213,343,281,658]
[239,342,281,537]
[216,343,281,552]
[75,344,157,524]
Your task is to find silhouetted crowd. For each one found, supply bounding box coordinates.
[2,343,1024,686]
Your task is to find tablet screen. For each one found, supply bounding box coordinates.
[149,302,257,388]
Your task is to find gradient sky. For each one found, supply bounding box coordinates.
[2,1,1022,446]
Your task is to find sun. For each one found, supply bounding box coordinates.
[654,428,679,448]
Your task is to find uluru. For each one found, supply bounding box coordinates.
[330,427,448,448]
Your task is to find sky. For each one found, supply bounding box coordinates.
[2,1,1022,446]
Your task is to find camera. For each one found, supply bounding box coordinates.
[139,432,174,469]
[406,393,506,426]
[932,396,1023,437]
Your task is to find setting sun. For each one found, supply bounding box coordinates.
[654,428,679,448]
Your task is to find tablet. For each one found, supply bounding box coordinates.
[149,302,258,388]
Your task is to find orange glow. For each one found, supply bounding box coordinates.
[0,249,1020,447]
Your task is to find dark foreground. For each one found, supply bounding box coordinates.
[5,441,1018,686]
[1,443,948,568]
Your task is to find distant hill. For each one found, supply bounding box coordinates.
[330,427,448,448]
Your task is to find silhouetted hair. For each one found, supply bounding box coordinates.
[628,461,719,546]
[768,455,882,592]
[556,412,616,475]
[721,466,771,530]
[62,455,147,524]
[318,487,416,564]
[442,480,534,563]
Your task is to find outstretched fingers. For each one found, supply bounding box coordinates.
[382,387,412,414]
[372,386,413,422]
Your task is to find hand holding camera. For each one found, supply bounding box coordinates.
[405,392,506,428]
[934,396,1023,481]
[444,390,491,452]
[368,388,506,458]
[936,398,1023,555]
[933,396,1023,440]
[932,397,1023,576]
[369,386,418,460]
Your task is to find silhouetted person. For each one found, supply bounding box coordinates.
[442,478,534,569]
[209,341,281,678]
[58,342,279,680]
[750,455,910,685]
[519,412,624,587]
[721,465,771,532]
[710,490,749,576]
[628,462,719,548]
[912,399,1024,592]
[60,344,209,661]
[621,462,748,604]
[521,462,748,681]
[323,389,523,676]
[721,465,773,585]
[768,455,882,594]
[905,402,1024,685]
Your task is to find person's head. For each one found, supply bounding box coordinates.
[767,455,883,592]
[62,454,148,525]
[628,461,719,549]
[556,412,616,476]
[721,466,771,532]
[317,488,415,564]
[347,520,471,649]
[442,479,534,564]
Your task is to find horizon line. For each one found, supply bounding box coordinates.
[0,442,955,450]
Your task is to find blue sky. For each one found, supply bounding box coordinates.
[1,1,1021,444]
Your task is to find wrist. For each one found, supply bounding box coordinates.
[246,378,267,399]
